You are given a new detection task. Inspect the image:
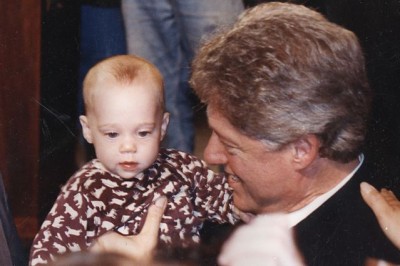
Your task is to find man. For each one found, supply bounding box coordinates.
[189,2,400,265]
[90,2,400,265]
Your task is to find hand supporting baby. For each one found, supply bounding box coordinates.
[91,196,167,263]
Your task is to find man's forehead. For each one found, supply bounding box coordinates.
[206,106,236,137]
[206,105,223,125]
[206,105,220,118]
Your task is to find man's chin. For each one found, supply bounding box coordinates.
[233,197,255,214]
[233,196,259,215]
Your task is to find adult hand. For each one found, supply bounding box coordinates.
[360,182,400,249]
[233,206,255,223]
[91,196,167,263]
[218,214,305,266]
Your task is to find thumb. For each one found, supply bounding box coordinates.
[233,207,255,223]
[141,196,167,239]
[360,182,389,219]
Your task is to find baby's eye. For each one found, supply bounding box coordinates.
[138,131,151,138]
[105,132,119,138]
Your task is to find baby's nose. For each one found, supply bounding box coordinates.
[119,138,137,153]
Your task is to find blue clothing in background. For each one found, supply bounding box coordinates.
[121,0,244,152]
[78,3,127,117]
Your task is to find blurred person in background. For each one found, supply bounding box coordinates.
[121,0,244,153]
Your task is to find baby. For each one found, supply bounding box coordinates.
[30,55,237,266]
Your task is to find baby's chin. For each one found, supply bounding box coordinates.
[117,170,145,180]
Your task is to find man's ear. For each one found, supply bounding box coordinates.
[79,115,93,144]
[160,112,170,141]
[291,134,320,170]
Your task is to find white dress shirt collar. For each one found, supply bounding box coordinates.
[286,154,364,227]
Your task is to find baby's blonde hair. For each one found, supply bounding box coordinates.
[83,55,164,114]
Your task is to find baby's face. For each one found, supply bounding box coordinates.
[81,78,169,179]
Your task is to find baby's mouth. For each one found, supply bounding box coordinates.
[119,162,138,171]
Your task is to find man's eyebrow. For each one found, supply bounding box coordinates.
[213,130,239,147]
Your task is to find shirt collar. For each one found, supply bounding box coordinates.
[286,154,364,227]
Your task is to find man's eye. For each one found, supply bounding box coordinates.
[138,131,151,137]
[105,132,119,138]
[222,143,238,155]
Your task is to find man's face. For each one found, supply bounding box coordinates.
[204,106,298,214]
[80,79,169,180]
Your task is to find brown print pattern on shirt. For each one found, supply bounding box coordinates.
[29,149,236,266]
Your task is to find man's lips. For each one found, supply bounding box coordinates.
[119,162,138,171]
[227,173,241,186]
[230,175,240,182]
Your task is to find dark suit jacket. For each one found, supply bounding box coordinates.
[295,158,400,265]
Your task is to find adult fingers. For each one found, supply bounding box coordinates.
[233,207,255,223]
[381,189,400,206]
[91,231,125,252]
[141,196,167,240]
[90,196,167,264]
[360,182,390,220]
[126,196,167,262]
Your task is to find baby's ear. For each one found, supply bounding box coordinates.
[79,115,93,143]
[160,112,170,141]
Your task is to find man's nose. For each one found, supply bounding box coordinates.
[204,132,228,165]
